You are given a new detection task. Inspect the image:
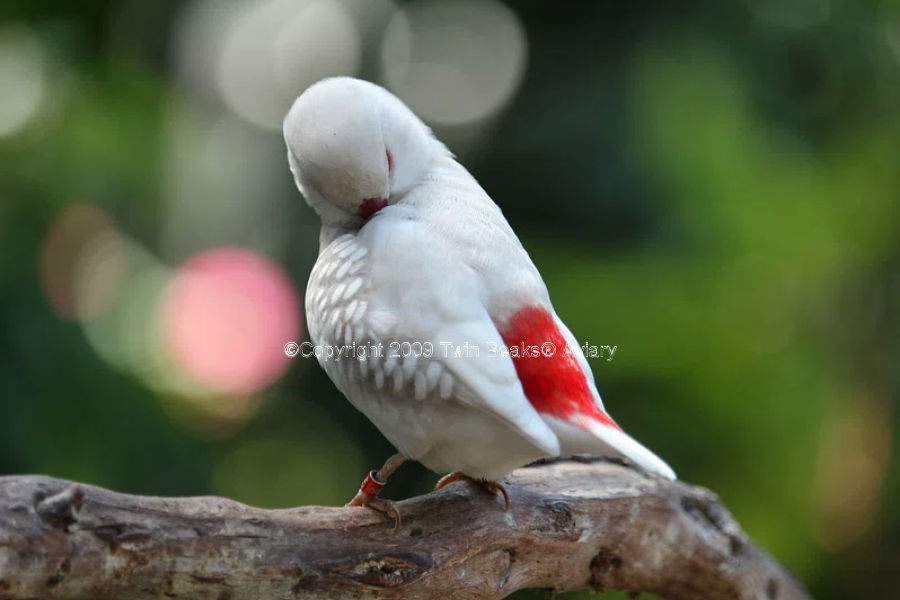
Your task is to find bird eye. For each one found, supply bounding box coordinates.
[386,149,393,173]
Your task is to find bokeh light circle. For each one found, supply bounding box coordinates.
[0,25,46,137]
[216,0,362,130]
[40,203,128,320]
[162,247,301,395]
[380,0,527,126]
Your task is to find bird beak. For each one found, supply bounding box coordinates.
[359,197,389,220]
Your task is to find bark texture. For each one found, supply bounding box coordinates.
[0,457,810,599]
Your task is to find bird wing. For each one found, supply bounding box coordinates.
[490,280,676,480]
[305,218,560,466]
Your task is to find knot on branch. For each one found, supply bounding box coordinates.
[322,552,432,587]
[34,484,83,530]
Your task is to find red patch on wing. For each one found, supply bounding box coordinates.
[386,149,393,172]
[498,306,621,432]
[359,197,388,220]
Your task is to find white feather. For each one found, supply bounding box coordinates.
[287,77,675,480]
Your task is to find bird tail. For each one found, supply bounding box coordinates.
[542,414,676,480]
[585,419,676,480]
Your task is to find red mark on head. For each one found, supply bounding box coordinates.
[386,149,393,172]
[498,306,622,432]
[359,197,388,220]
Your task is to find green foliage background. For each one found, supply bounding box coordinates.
[1,1,898,597]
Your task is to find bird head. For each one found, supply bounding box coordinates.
[283,77,442,227]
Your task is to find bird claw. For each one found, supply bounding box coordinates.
[434,472,510,511]
[347,494,401,530]
[371,497,402,530]
[483,480,510,511]
[345,474,400,530]
[433,471,466,491]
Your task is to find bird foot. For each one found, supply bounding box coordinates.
[482,479,511,510]
[347,494,401,530]
[434,471,510,510]
[346,469,402,530]
[433,470,466,491]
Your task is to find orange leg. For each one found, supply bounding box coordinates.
[434,471,510,510]
[346,453,406,530]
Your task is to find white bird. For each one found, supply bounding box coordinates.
[283,77,675,523]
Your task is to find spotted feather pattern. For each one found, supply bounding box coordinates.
[306,234,455,405]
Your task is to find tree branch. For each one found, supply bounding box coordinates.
[0,458,809,599]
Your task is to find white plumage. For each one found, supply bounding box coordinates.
[284,77,675,483]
